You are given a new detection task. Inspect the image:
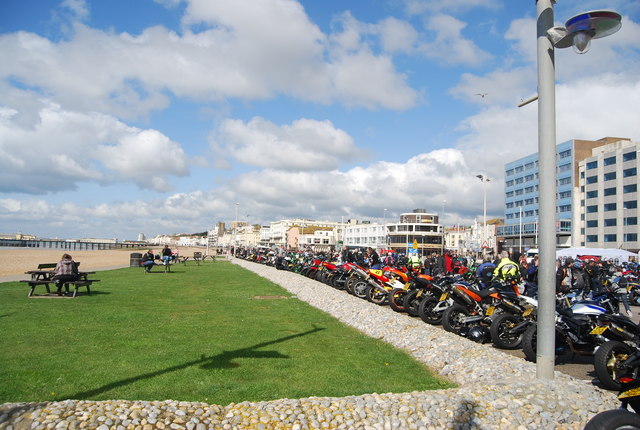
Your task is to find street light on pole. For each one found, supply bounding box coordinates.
[533,2,621,379]
[383,208,388,250]
[476,174,491,254]
[234,202,239,254]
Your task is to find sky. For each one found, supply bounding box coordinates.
[1,0,639,241]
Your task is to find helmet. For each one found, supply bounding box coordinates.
[467,326,490,343]
[573,260,583,269]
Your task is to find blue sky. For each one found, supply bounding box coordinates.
[1,0,639,240]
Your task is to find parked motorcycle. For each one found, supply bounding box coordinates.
[591,313,640,391]
[584,377,640,429]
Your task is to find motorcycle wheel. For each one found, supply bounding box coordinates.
[418,296,444,325]
[366,285,389,305]
[630,288,640,307]
[584,409,640,430]
[331,276,346,290]
[594,340,634,391]
[389,288,408,313]
[521,324,570,363]
[442,304,469,334]
[352,281,369,299]
[403,290,425,317]
[345,276,358,295]
[490,313,525,350]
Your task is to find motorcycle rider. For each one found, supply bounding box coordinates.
[492,251,521,280]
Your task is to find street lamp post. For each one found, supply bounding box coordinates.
[383,208,388,250]
[476,174,491,254]
[534,2,621,379]
[234,203,239,254]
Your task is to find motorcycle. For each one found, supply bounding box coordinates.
[521,300,611,363]
[488,280,539,349]
[584,377,640,429]
[591,313,640,391]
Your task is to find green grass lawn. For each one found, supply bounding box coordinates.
[0,260,454,405]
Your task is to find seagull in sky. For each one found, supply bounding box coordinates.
[475,93,488,98]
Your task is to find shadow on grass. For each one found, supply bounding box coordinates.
[62,326,325,400]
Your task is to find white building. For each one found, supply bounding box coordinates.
[578,138,640,251]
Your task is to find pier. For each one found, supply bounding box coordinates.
[0,239,145,250]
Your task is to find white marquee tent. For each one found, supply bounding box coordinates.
[555,247,639,263]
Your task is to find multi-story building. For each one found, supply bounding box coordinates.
[342,209,443,255]
[497,137,626,251]
[577,139,640,250]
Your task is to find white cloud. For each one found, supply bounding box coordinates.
[377,17,419,54]
[418,14,493,67]
[213,117,368,170]
[0,0,421,119]
[405,0,500,15]
[0,97,190,194]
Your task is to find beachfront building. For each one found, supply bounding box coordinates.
[497,137,628,251]
[343,209,443,255]
[577,139,640,251]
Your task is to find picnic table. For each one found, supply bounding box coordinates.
[21,263,100,297]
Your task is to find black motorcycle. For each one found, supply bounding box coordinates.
[584,378,640,429]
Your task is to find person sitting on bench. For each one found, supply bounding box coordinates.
[142,249,156,272]
[53,253,79,295]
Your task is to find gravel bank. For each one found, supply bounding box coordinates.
[0,258,620,429]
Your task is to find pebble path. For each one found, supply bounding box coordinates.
[0,258,620,429]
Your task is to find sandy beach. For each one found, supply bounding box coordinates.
[0,246,208,278]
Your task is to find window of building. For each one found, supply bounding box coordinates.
[515,166,523,173]
[604,156,617,166]
[559,205,571,213]
[506,191,514,198]
[586,220,598,228]
[559,149,571,159]
[604,187,616,196]
[586,190,598,199]
[558,191,571,199]
[604,218,617,227]
[515,189,523,196]
[623,151,637,162]
[506,213,513,220]
[558,163,571,172]
[586,176,598,184]
[625,233,638,242]
[558,177,571,185]
[506,202,514,209]
[525,162,534,170]
[604,203,617,211]
[586,235,598,242]
[586,205,598,213]
[604,234,617,242]
[525,198,534,205]
[624,167,637,177]
[506,180,514,187]
[624,200,638,209]
[624,184,637,193]
[506,168,514,176]
[525,174,534,181]
[586,160,598,169]
[525,210,534,217]
[515,177,524,184]
[625,217,638,226]
[525,186,534,193]
[604,172,617,181]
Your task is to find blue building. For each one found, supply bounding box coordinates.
[497,137,624,251]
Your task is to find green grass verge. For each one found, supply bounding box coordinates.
[0,260,454,405]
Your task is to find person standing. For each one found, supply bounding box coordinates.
[367,247,382,270]
[52,253,79,295]
[162,245,173,267]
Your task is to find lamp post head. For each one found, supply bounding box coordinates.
[548,10,622,54]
